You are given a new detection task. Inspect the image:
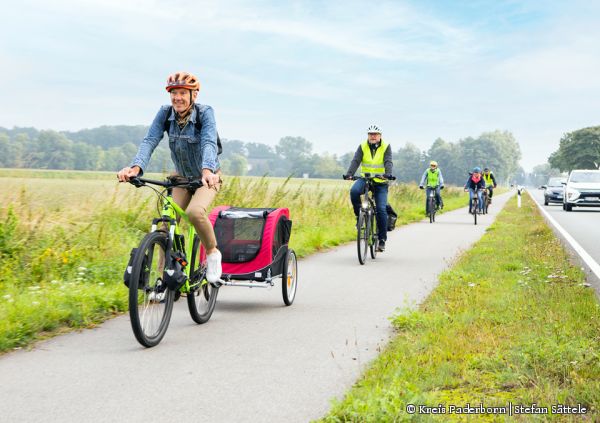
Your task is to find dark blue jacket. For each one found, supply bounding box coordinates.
[465,174,486,190]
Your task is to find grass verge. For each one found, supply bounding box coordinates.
[321,193,600,422]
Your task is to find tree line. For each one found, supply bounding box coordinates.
[528,125,599,187]
[0,126,522,185]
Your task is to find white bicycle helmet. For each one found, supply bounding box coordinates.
[367,124,382,134]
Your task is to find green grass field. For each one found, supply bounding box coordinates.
[0,169,470,352]
[321,194,600,422]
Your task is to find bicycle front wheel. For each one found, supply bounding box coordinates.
[473,201,478,225]
[429,197,435,223]
[357,210,368,265]
[187,235,219,324]
[369,211,378,259]
[129,231,174,348]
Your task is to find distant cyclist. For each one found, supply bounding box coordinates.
[117,71,223,283]
[419,160,445,214]
[344,124,393,252]
[465,167,486,214]
[482,167,497,204]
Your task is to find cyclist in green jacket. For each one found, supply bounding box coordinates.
[419,161,445,213]
[483,167,497,204]
[344,124,393,252]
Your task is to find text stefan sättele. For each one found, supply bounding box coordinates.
[405,403,588,416]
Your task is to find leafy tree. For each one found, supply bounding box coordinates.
[228,154,248,176]
[393,143,426,183]
[427,138,461,184]
[0,134,22,168]
[72,142,102,170]
[337,151,355,172]
[221,139,247,159]
[312,153,345,178]
[276,136,313,176]
[245,142,277,159]
[36,131,75,169]
[549,126,600,171]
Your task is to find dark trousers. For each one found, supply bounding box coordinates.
[487,186,494,198]
[350,179,388,242]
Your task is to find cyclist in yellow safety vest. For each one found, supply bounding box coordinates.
[419,161,445,214]
[344,124,393,252]
[482,167,497,204]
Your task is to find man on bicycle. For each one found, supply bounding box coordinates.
[419,160,445,214]
[344,124,393,252]
[465,167,486,214]
[117,71,223,283]
[482,167,497,204]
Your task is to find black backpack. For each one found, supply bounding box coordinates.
[163,104,223,155]
[386,204,398,231]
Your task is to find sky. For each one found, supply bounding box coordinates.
[1,0,599,171]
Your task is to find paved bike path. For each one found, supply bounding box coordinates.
[0,193,512,423]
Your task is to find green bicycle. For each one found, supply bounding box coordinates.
[123,176,218,347]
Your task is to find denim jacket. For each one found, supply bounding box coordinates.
[130,103,220,177]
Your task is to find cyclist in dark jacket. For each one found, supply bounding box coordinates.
[465,167,486,214]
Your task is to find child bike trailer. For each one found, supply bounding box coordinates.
[200,206,298,305]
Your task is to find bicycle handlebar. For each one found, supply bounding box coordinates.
[129,176,204,190]
[342,174,396,181]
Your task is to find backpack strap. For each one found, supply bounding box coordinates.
[162,105,222,155]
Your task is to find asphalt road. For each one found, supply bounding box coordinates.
[0,193,511,423]
[529,189,600,265]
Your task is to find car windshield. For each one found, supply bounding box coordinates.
[570,172,600,183]
[547,178,565,186]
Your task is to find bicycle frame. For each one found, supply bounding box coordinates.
[136,177,204,293]
[360,180,377,215]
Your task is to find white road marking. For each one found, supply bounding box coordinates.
[529,191,600,280]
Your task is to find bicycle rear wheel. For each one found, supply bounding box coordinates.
[357,210,368,265]
[369,210,378,259]
[129,231,174,348]
[187,235,219,324]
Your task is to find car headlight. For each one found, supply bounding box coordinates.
[566,188,580,200]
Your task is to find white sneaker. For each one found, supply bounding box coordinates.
[148,291,166,303]
[206,250,222,284]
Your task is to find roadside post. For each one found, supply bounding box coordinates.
[517,186,523,207]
